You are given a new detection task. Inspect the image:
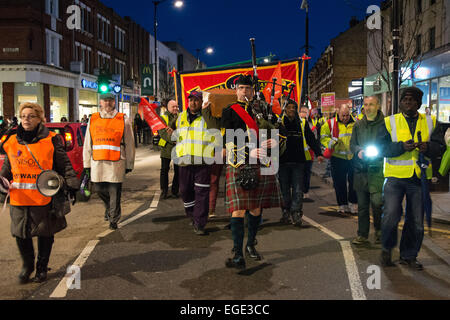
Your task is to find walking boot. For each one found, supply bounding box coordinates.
[292,211,303,227]
[245,245,261,261]
[246,213,262,260]
[380,249,395,267]
[16,237,35,284]
[279,209,291,224]
[161,189,169,200]
[225,253,246,269]
[34,236,54,283]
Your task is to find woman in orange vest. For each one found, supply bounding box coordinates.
[0,103,79,284]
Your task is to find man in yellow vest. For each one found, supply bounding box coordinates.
[83,93,135,230]
[168,91,220,235]
[320,104,357,213]
[377,86,445,269]
[158,100,179,199]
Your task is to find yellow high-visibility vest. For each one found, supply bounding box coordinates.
[320,117,354,160]
[175,111,213,159]
[158,114,169,147]
[384,113,436,179]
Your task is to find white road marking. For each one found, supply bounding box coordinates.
[302,215,367,300]
[49,240,99,298]
[49,191,160,298]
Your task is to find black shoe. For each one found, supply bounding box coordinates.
[280,210,291,224]
[109,222,118,230]
[399,257,423,270]
[16,238,35,284]
[171,192,179,199]
[245,245,262,261]
[34,266,49,283]
[225,254,246,269]
[34,236,53,283]
[291,211,303,227]
[380,250,395,267]
[161,190,169,199]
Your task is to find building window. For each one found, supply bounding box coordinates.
[115,59,126,84]
[114,27,126,52]
[97,15,110,44]
[416,34,422,56]
[45,0,59,18]
[429,27,435,51]
[46,29,62,67]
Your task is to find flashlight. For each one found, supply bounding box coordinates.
[365,145,379,158]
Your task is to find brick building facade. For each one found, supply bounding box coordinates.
[308,19,367,108]
[0,0,149,121]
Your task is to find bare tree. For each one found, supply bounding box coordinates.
[367,0,424,94]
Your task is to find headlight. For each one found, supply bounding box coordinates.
[365,145,379,158]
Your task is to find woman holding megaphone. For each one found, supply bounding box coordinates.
[0,103,79,284]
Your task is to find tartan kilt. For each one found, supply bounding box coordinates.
[225,164,283,215]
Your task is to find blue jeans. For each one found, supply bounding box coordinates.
[382,177,424,259]
[278,163,304,213]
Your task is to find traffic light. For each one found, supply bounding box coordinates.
[97,73,111,94]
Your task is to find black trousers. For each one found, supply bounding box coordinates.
[160,157,179,194]
[330,156,357,206]
[95,182,122,224]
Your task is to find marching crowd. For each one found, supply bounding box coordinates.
[1,75,448,284]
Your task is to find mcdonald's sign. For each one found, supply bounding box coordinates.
[141,64,154,96]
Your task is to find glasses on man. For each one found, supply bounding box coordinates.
[20,115,38,120]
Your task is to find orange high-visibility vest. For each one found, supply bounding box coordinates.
[89,112,125,161]
[3,132,56,206]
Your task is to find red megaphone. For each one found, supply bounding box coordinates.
[323,148,334,159]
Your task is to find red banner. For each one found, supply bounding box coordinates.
[138,98,166,132]
[177,60,300,111]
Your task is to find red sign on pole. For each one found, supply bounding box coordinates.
[139,98,166,132]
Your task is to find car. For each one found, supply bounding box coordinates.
[0,122,87,179]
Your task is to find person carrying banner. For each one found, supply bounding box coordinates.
[158,100,179,199]
[83,92,135,230]
[320,104,357,214]
[221,75,283,269]
[377,86,445,269]
[167,91,220,236]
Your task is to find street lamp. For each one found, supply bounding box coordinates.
[153,0,184,101]
[301,0,309,105]
[196,47,214,69]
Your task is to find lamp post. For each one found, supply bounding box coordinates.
[196,47,214,70]
[301,0,309,106]
[153,0,183,101]
[391,0,400,114]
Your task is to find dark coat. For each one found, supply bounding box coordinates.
[350,111,385,193]
[0,123,79,239]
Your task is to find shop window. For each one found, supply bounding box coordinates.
[439,76,450,123]
[50,86,69,123]
[14,83,44,117]
[415,81,429,114]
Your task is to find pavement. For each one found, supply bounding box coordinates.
[311,159,450,225]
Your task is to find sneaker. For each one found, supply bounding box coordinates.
[375,230,382,244]
[350,203,358,214]
[225,254,246,269]
[208,211,217,219]
[399,257,423,270]
[352,236,370,246]
[338,205,348,213]
[193,225,207,236]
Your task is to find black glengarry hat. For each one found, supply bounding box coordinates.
[235,74,253,86]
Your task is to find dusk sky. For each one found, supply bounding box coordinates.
[101,0,381,69]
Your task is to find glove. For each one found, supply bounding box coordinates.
[126,169,132,174]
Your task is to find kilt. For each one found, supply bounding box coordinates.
[225,164,283,215]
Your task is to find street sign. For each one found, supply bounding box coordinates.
[141,64,154,96]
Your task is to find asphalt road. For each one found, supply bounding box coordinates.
[1,146,449,301]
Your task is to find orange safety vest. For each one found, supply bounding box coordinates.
[89,112,125,161]
[3,132,56,206]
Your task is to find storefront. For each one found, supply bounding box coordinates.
[78,78,99,121]
[348,78,364,113]
[412,49,450,124]
[14,82,44,115]
[120,86,141,119]
[50,85,69,122]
